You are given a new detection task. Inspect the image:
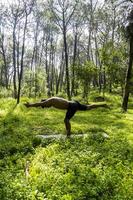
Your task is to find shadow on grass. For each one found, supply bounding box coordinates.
[73,108,127,132]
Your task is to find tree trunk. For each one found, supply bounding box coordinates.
[39,29,45,66]
[109,80,112,93]
[71,31,77,96]
[34,21,39,97]
[94,31,102,93]
[87,30,92,61]
[63,12,71,100]
[13,21,18,98]
[56,51,64,94]
[17,15,28,104]
[103,67,106,97]
[122,37,133,111]
[45,34,51,97]
[17,28,20,82]
[1,35,8,89]
[99,65,102,93]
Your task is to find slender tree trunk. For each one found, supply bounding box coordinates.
[56,71,60,95]
[50,38,55,96]
[63,25,71,100]
[62,10,71,100]
[34,21,39,97]
[71,31,77,96]
[103,67,106,97]
[87,0,94,61]
[60,61,65,93]
[112,5,116,43]
[13,21,17,98]
[17,25,20,83]
[39,29,45,66]
[56,51,64,94]
[109,80,112,93]
[45,33,51,96]
[1,36,8,89]
[0,67,3,86]
[17,15,28,104]
[34,73,37,97]
[94,31,102,93]
[87,30,92,61]
[99,65,102,93]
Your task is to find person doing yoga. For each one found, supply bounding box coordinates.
[24,97,108,137]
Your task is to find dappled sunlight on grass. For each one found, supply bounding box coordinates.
[0,96,133,139]
[0,98,17,118]
[1,95,133,199]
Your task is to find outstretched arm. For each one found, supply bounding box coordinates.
[86,103,109,110]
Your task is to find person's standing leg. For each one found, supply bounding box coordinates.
[64,104,77,137]
[64,118,71,137]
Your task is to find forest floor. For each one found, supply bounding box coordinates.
[0,94,133,199]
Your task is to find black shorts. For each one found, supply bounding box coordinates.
[65,101,87,120]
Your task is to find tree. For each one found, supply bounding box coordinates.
[0,31,8,89]
[10,1,24,98]
[48,0,79,100]
[0,6,10,89]
[0,0,131,100]
[17,0,35,104]
[75,61,97,102]
[100,41,127,93]
[122,9,133,111]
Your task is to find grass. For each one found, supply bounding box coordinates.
[0,94,133,199]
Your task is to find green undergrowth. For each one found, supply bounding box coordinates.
[0,95,133,199]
